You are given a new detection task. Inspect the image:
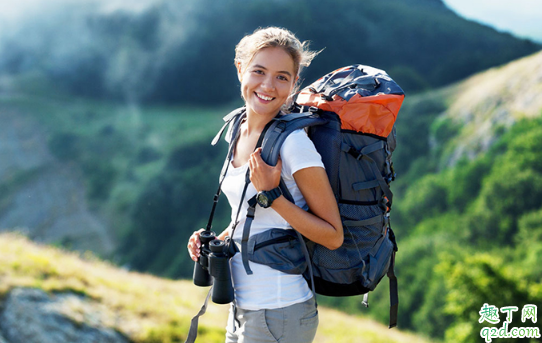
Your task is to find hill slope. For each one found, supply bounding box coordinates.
[0,232,431,343]
[431,50,542,167]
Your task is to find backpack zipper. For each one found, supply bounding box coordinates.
[254,235,296,251]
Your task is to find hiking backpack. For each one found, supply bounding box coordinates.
[186,65,404,342]
[223,64,403,327]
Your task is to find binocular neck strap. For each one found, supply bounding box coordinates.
[184,287,213,343]
[205,111,245,232]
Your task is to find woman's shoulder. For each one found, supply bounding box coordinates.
[282,128,313,151]
[280,128,323,177]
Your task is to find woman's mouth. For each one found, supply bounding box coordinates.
[255,92,275,101]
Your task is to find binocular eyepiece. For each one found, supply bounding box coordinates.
[193,230,235,304]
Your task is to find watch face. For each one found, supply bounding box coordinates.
[257,193,269,208]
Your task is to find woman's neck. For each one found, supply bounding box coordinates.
[244,108,280,136]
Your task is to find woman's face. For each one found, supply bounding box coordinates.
[237,47,297,119]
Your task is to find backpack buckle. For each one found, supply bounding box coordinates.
[320,94,333,101]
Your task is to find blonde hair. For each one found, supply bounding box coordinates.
[234,27,321,110]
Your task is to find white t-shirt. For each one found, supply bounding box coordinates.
[221,128,325,310]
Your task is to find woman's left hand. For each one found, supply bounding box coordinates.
[248,147,282,192]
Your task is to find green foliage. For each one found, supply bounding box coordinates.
[397,174,448,227]
[80,157,119,201]
[438,252,540,343]
[120,139,230,278]
[445,156,493,212]
[430,116,462,159]
[474,161,542,244]
[48,132,82,161]
[514,209,542,278]
[47,127,127,201]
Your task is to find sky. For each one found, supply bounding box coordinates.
[0,0,541,43]
[442,0,542,43]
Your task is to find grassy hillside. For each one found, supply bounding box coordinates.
[0,232,432,343]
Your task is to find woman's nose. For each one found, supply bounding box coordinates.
[260,76,275,91]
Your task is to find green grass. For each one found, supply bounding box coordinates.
[0,232,433,343]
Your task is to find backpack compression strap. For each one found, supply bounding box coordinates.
[388,250,398,328]
[341,141,394,208]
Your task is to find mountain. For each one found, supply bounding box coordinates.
[0,105,115,256]
[0,0,539,105]
[428,50,542,168]
[0,232,432,343]
[393,50,542,179]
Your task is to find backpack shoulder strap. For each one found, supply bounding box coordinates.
[212,106,246,146]
[260,111,327,167]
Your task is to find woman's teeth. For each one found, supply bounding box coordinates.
[256,93,273,101]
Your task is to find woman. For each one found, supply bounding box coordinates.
[187,27,343,343]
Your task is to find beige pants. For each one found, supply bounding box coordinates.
[225,296,318,343]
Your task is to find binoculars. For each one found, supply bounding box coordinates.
[192,230,235,304]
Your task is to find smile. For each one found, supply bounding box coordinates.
[255,92,275,101]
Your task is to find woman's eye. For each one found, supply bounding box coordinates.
[278,75,289,81]
[253,69,264,75]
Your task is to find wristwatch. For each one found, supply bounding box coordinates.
[256,187,282,208]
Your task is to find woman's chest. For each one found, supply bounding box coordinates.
[231,129,261,168]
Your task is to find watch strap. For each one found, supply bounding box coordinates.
[266,187,282,202]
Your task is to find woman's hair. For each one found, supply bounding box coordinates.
[234,27,321,109]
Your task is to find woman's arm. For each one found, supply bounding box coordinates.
[249,148,343,250]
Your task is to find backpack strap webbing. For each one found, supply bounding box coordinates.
[388,250,398,329]
[360,241,398,329]
[205,109,246,232]
[211,107,246,146]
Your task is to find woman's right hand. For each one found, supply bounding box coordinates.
[187,228,205,262]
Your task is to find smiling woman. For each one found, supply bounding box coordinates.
[235,47,296,127]
[186,27,343,343]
